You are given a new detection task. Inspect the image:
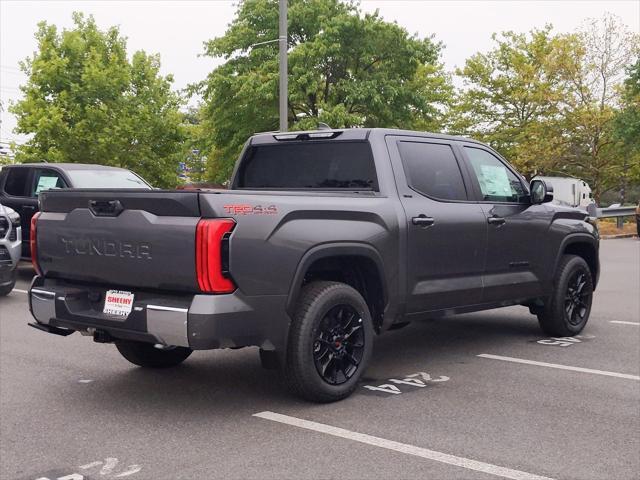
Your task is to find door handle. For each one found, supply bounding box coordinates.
[412,215,435,227]
[23,205,36,211]
[487,216,505,226]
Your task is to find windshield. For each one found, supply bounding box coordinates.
[236,141,378,190]
[66,170,151,189]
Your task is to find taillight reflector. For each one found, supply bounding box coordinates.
[196,218,236,293]
[30,212,42,275]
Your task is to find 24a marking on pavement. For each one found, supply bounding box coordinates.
[33,457,142,480]
[362,371,449,396]
[536,334,595,347]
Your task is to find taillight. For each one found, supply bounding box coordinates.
[30,212,42,276]
[195,218,236,293]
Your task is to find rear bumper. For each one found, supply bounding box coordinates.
[28,276,289,351]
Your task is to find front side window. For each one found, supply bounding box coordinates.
[3,168,30,197]
[398,141,467,201]
[464,147,526,203]
[32,169,66,196]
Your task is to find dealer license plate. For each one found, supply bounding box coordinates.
[103,290,135,317]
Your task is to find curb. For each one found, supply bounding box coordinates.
[601,234,638,239]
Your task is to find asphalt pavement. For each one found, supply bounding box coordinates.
[1,239,638,480]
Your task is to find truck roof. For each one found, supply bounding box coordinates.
[2,163,131,172]
[250,127,484,146]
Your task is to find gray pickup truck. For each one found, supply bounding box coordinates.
[28,128,599,402]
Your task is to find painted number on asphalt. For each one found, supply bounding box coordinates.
[363,371,449,395]
[35,457,142,480]
[537,334,595,347]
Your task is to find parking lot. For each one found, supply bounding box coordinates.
[1,238,638,480]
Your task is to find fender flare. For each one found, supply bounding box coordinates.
[553,233,600,288]
[285,242,388,317]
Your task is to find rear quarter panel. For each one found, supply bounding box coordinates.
[199,192,401,306]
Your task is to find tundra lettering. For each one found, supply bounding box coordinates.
[60,237,152,260]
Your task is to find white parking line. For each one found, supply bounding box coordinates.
[478,354,640,381]
[254,411,555,480]
[12,288,28,294]
[610,321,640,326]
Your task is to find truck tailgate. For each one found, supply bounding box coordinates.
[37,190,201,292]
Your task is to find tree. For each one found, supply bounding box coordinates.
[10,13,185,187]
[454,15,639,202]
[452,27,579,177]
[613,58,640,198]
[557,14,640,202]
[196,0,453,182]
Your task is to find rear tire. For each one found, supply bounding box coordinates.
[284,281,374,403]
[0,270,17,296]
[537,255,593,336]
[115,341,192,368]
[0,280,16,296]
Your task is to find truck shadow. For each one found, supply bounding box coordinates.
[60,306,542,415]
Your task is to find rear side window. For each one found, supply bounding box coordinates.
[236,141,378,190]
[398,142,467,201]
[3,168,30,196]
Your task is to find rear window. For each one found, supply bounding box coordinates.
[236,141,378,190]
[66,170,151,189]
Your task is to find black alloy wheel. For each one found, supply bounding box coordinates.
[565,270,592,326]
[313,304,365,385]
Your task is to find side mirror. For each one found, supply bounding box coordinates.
[530,179,554,204]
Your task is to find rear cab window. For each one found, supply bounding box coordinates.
[235,141,378,191]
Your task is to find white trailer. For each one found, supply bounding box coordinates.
[533,176,593,209]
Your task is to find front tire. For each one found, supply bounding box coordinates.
[284,281,374,403]
[115,341,192,368]
[537,255,594,336]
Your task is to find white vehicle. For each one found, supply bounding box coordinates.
[0,203,21,295]
[533,176,593,209]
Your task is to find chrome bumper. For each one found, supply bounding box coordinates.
[29,287,190,347]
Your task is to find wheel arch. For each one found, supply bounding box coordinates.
[556,234,600,290]
[286,243,388,332]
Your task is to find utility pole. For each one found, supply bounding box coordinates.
[279,0,288,132]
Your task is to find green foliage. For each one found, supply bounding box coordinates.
[613,58,640,188]
[452,27,579,176]
[10,13,185,187]
[197,0,453,182]
[454,15,640,201]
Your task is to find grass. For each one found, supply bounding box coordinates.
[598,217,638,236]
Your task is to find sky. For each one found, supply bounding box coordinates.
[1,0,639,147]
